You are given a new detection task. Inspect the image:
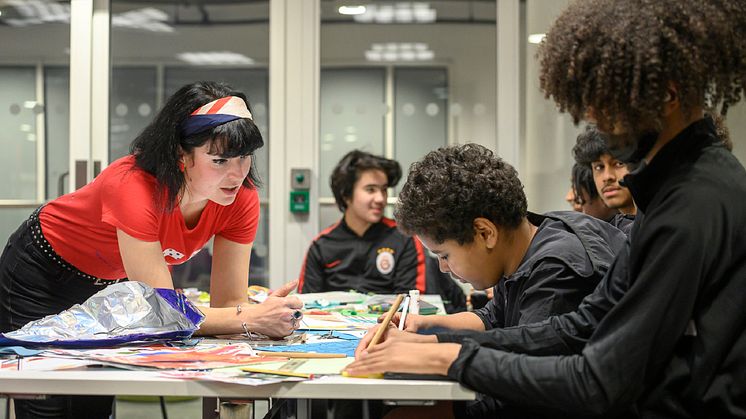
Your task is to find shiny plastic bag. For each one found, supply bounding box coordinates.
[0,282,204,348]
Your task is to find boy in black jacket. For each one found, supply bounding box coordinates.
[354,144,626,418]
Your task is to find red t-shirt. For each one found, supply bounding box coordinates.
[39,155,260,279]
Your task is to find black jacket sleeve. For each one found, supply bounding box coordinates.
[298,242,325,293]
[471,287,504,329]
[436,243,630,356]
[445,192,715,415]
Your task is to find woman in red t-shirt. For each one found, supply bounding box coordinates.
[0,81,303,418]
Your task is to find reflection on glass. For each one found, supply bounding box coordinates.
[45,67,71,199]
[110,67,157,161]
[394,67,448,194]
[0,67,37,200]
[319,68,386,198]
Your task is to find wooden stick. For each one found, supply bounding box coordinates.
[241,367,314,379]
[255,351,346,359]
[367,294,405,349]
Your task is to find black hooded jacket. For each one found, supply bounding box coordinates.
[472,211,626,330]
[442,118,746,418]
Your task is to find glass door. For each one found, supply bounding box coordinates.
[0,1,71,243]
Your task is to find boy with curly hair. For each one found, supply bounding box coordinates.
[347,0,746,417]
[352,143,624,338]
[354,143,626,417]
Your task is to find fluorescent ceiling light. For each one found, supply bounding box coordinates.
[3,1,172,32]
[112,7,173,33]
[365,42,433,62]
[338,5,366,15]
[528,33,546,44]
[3,0,69,26]
[355,2,436,24]
[177,51,255,66]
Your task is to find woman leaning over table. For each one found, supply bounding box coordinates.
[0,81,303,419]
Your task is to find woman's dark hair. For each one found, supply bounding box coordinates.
[538,0,746,133]
[130,81,264,210]
[571,162,598,205]
[395,144,527,245]
[572,126,609,166]
[330,150,402,212]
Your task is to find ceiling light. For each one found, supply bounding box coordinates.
[338,5,366,15]
[365,42,434,62]
[528,33,546,44]
[177,51,255,66]
[112,7,173,33]
[355,2,436,24]
[3,1,172,32]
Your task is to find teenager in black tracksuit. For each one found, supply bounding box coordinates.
[298,150,426,296]
[299,216,425,294]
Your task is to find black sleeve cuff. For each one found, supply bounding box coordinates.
[446,338,481,381]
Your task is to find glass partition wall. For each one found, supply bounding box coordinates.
[3,0,743,295]
[0,1,71,243]
[318,0,497,229]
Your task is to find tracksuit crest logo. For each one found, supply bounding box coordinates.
[376,247,395,274]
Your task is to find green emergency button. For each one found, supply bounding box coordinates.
[290,190,309,213]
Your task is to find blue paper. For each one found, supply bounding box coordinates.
[0,346,43,356]
[259,339,360,357]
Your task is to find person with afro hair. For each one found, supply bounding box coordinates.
[347,0,746,417]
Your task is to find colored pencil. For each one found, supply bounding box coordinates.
[367,294,405,349]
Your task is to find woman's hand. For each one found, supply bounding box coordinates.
[244,280,304,338]
[346,340,461,376]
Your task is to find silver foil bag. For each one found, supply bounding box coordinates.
[3,282,203,345]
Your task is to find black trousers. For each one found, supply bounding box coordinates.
[0,215,114,419]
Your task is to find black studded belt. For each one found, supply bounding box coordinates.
[28,207,126,286]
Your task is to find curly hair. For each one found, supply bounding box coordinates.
[130,81,263,211]
[538,0,746,133]
[572,125,609,166]
[330,150,402,212]
[395,144,527,245]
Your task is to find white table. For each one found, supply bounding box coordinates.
[0,293,466,417]
[0,368,474,418]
